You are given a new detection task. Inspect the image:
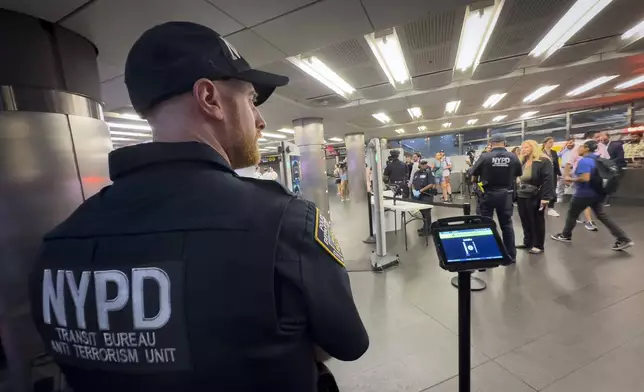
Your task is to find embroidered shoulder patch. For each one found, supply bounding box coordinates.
[314,208,345,267]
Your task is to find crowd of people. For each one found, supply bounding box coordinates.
[470,131,637,260]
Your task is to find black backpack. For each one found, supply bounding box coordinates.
[590,156,621,195]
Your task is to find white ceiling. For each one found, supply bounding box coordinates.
[2,0,644,141]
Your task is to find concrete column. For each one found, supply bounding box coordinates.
[293,118,330,218]
[345,133,367,203]
[0,9,110,392]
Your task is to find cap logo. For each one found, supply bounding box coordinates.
[221,38,241,61]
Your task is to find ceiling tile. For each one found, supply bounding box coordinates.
[225,29,287,67]
[62,0,243,69]
[481,0,575,61]
[361,0,470,31]
[473,57,523,80]
[207,0,315,28]
[571,0,644,43]
[252,0,372,55]
[360,84,396,100]
[97,60,123,82]
[398,8,463,76]
[100,75,130,110]
[540,38,612,67]
[0,0,89,22]
[412,71,453,91]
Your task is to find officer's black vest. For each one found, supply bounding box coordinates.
[412,168,432,189]
[29,142,315,392]
[479,148,516,189]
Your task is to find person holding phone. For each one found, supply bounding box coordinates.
[516,140,554,254]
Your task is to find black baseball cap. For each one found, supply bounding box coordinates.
[125,21,289,115]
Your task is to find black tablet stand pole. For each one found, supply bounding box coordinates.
[458,270,472,392]
[459,202,473,392]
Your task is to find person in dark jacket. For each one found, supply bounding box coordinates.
[517,140,555,254]
[542,137,561,217]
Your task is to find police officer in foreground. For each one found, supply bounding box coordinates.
[470,134,522,261]
[29,22,368,392]
[411,159,436,235]
[383,149,408,196]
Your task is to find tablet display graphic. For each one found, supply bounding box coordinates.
[438,228,503,263]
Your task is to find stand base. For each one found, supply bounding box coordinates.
[362,236,376,244]
[370,253,400,272]
[451,276,486,291]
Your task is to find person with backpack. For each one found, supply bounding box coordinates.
[551,140,633,251]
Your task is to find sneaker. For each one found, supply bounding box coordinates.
[576,219,585,224]
[547,209,560,217]
[612,240,634,251]
[341,199,345,202]
[529,247,544,254]
[551,233,572,243]
[585,221,598,232]
[604,203,611,207]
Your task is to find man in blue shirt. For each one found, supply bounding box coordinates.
[551,141,633,251]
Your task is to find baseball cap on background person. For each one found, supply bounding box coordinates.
[490,134,506,144]
[125,21,289,115]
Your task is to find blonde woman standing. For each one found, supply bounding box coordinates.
[516,140,555,254]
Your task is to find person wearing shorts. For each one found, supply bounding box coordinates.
[439,151,453,201]
[430,153,445,200]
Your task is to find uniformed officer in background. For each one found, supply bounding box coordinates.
[411,159,436,235]
[470,134,522,261]
[383,149,408,197]
[29,22,368,392]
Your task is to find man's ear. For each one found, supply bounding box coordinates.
[193,78,224,121]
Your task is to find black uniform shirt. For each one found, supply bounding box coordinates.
[412,167,433,191]
[29,142,368,392]
[471,147,522,189]
[383,159,407,184]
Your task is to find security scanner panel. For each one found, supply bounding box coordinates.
[431,216,509,272]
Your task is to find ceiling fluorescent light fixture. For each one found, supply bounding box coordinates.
[442,122,452,128]
[454,0,505,75]
[394,128,405,134]
[286,56,356,99]
[417,126,427,131]
[466,119,479,125]
[615,74,644,90]
[365,28,412,89]
[523,85,559,103]
[621,19,644,41]
[372,112,392,124]
[566,75,619,96]
[445,100,461,114]
[482,93,507,108]
[277,128,295,134]
[329,137,344,142]
[261,131,287,139]
[493,115,508,122]
[530,0,614,59]
[110,137,138,142]
[109,131,151,137]
[520,111,539,119]
[407,107,422,119]
[107,122,152,131]
[258,138,268,142]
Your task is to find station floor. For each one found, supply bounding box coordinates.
[326,193,644,392]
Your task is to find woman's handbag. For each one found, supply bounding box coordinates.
[517,183,540,198]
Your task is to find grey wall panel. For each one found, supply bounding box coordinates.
[68,115,113,198]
